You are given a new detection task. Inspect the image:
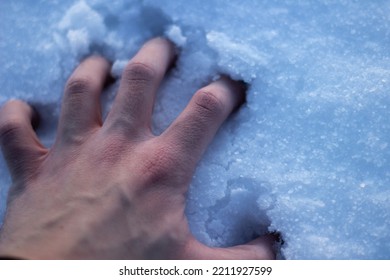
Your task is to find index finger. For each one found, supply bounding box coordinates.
[162,77,246,164]
[104,38,176,137]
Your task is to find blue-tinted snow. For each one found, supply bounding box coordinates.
[0,0,389,259]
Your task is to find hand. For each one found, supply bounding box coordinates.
[0,38,276,259]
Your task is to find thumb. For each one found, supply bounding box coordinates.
[184,234,278,260]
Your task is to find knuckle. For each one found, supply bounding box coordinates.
[93,135,127,166]
[65,76,94,96]
[123,62,156,84]
[193,90,224,116]
[141,146,179,184]
[0,119,25,141]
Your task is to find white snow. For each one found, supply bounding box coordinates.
[0,0,389,259]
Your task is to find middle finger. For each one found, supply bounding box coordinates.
[105,38,176,138]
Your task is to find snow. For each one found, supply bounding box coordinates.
[1,0,389,259]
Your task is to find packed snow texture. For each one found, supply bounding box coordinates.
[1,0,389,259]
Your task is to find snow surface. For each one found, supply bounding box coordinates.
[1,0,390,259]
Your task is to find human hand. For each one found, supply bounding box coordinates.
[0,38,276,259]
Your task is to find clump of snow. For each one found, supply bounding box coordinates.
[1,0,389,259]
[58,1,107,56]
[165,25,187,47]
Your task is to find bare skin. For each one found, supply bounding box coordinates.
[0,38,276,259]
